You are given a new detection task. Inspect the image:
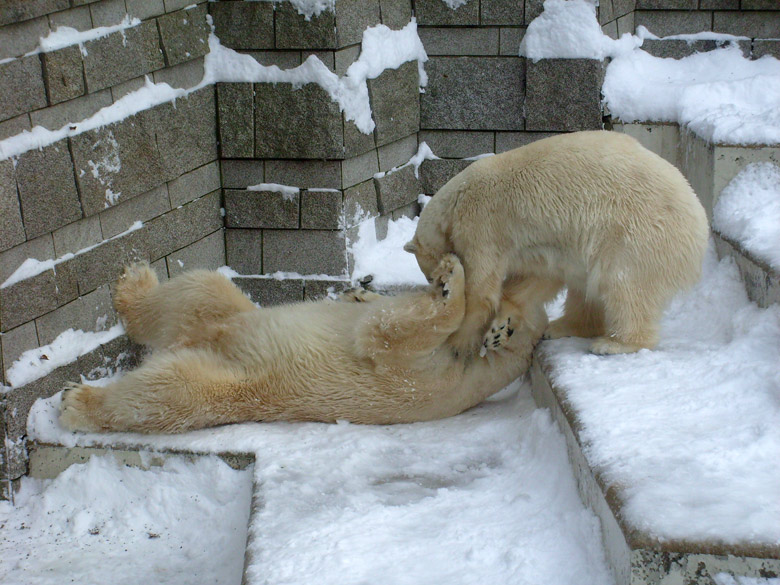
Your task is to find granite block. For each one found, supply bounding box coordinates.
[642,38,750,59]
[0,160,25,253]
[157,4,210,67]
[29,89,112,131]
[274,2,337,49]
[221,160,264,189]
[0,15,50,61]
[165,0,205,11]
[166,229,225,277]
[110,76,147,102]
[82,20,165,92]
[1,321,39,382]
[634,10,712,36]
[98,184,170,239]
[495,131,560,153]
[753,39,780,59]
[598,0,614,25]
[0,113,31,141]
[419,27,501,56]
[344,115,376,159]
[16,140,82,239]
[335,0,381,47]
[0,261,79,331]
[224,189,300,229]
[499,27,526,55]
[52,215,103,257]
[304,278,351,300]
[255,82,344,159]
[152,56,205,90]
[167,161,220,208]
[36,284,117,346]
[616,11,635,36]
[152,88,217,182]
[374,164,422,214]
[0,0,68,26]
[481,0,524,25]
[635,0,697,7]
[391,200,420,220]
[713,12,780,38]
[225,229,262,274]
[0,55,47,123]
[244,51,301,69]
[233,277,304,306]
[126,0,166,19]
[89,0,126,27]
[525,58,605,132]
[301,190,343,229]
[419,130,494,159]
[263,230,347,276]
[343,180,379,226]
[0,234,54,284]
[419,158,472,194]
[379,0,412,29]
[217,83,254,159]
[415,0,479,25]
[70,111,164,216]
[377,134,419,172]
[72,228,148,295]
[525,0,544,24]
[421,57,525,131]
[343,150,380,189]
[41,45,85,105]
[264,160,342,189]
[210,0,274,50]
[368,61,421,146]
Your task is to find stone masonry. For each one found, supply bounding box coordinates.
[1,0,780,499]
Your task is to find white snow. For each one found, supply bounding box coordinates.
[0,454,251,585]
[540,246,780,545]
[713,163,780,271]
[603,46,780,145]
[247,182,301,201]
[25,383,614,585]
[0,221,144,289]
[519,0,640,61]
[4,324,125,389]
[714,575,780,585]
[38,15,141,53]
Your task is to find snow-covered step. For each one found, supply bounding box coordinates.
[530,250,780,585]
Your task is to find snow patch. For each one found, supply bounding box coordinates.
[713,162,780,270]
[247,183,301,201]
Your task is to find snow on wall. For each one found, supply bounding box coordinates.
[713,162,780,271]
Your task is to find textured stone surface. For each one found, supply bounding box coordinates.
[634,10,712,36]
[0,262,78,331]
[368,61,420,147]
[224,189,300,229]
[753,40,780,60]
[98,184,170,239]
[70,111,164,217]
[0,0,68,26]
[83,20,165,92]
[495,131,560,153]
[641,38,749,59]
[274,3,336,49]
[344,115,376,158]
[265,160,342,189]
[419,130,494,158]
[343,180,379,226]
[0,55,47,122]
[0,113,32,141]
[342,150,380,189]
[635,0,697,7]
[301,190,343,229]
[525,59,606,132]
[499,27,526,55]
[1,321,39,382]
[234,277,304,306]
[421,57,524,131]
[89,0,126,28]
[481,0,524,25]
[167,161,220,207]
[0,15,50,61]
[419,159,472,194]
[157,4,210,67]
[217,83,254,159]
[16,140,82,240]
[419,27,500,56]
[0,234,54,284]
[153,88,217,182]
[714,233,780,310]
[126,0,166,19]
[36,285,117,346]
[416,0,479,25]
[208,0,275,50]
[0,160,25,253]
[255,83,344,159]
[71,227,147,295]
[29,89,112,132]
[699,0,738,7]
[336,0,382,47]
[52,215,103,257]
[525,0,544,23]
[374,165,422,214]
[41,45,85,105]
[225,229,262,275]
[379,0,412,29]
[166,229,225,277]
[303,279,351,300]
[713,11,780,38]
[263,230,347,276]
[377,134,418,172]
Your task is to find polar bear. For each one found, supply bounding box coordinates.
[405,131,709,356]
[59,257,551,434]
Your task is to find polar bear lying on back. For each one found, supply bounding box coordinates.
[405,131,709,356]
[60,257,550,433]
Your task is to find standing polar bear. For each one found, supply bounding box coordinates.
[405,131,709,356]
[60,256,550,434]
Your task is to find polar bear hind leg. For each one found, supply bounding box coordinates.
[545,288,606,341]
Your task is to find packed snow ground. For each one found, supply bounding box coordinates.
[18,383,614,585]
[0,455,252,585]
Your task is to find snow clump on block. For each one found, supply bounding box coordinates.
[519,0,640,61]
[713,162,780,270]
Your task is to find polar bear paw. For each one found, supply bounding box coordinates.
[339,288,383,303]
[430,254,464,300]
[481,315,515,355]
[60,382,101,432]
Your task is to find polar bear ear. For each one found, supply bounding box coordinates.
[403,241,417,254]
